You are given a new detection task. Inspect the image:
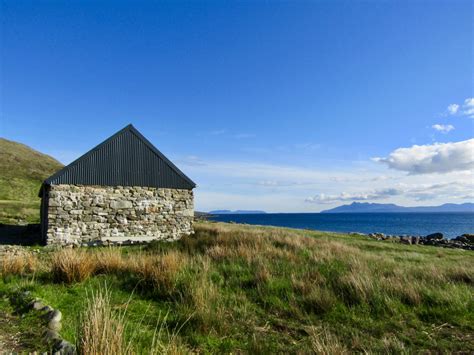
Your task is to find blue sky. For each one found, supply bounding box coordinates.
[1,0,473,212]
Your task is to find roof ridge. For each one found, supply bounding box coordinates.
[126,125,196,187]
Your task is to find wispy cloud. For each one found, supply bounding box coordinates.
[178,152,473,211]
[306,188,401,204]
[445,97,474,118]
[463,98,474,118]
[177,155,207,166]
[197,129,256,139]
[432,124,454,133]
[373,139,474,174]
[234,133,256,139]
[209,129,227,135]
[447,104,460,115]
[305,181,474,204]
[404,181,474,201]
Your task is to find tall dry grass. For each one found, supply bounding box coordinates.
[95,247,127,274]
[187,256,223,331]
[0,252,38,276]
[132,251,189,295]
[77,286,189,355]
[2,221,473,352]
[308,326,349,354]
[77,286,130,355]
[52,248,95,283]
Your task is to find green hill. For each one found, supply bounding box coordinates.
[0,138,63,223]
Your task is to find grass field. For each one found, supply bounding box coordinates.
[0,200,40,224]
[1,221,473,353]
[0,138,63,224]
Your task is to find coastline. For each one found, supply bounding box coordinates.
[207,212,474,239]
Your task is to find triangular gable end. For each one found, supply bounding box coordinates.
[42,124,196,190]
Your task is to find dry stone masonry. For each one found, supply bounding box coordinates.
[44,184,194,246]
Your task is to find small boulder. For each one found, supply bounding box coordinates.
[48,309,62,323]
[400,236,412,245]
[461,234,474,243]
[31,300,44,311]
[426,232,444,241]
[41,305,54,313]
[53,339,76,355]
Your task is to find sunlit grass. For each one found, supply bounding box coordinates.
[0,221,473,353]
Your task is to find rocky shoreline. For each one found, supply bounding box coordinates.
[352,232,474,250]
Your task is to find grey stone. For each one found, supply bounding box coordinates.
[32,300,45,310]
[45,185,194,245]
[48,309,62,323]
[426,232,444,241]
[44,329,61,341]
[49,319,62,331]
[110,200,133,209]
[53,340,76,355]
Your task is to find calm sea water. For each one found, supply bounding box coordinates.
[208,213,474,238]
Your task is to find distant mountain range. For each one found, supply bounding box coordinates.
[209,210,267,214]
[320,202,474,213]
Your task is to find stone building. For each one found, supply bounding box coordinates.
[39,124,196,245]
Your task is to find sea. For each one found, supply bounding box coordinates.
[208,212,474,238]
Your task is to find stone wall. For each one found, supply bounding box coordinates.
[44,184,194,245]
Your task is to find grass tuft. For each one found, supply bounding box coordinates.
[51,248,95,284]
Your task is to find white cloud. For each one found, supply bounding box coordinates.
[179,154,473,212]
[373,139,474,174]
[444,98,474,118]
[463,97,474,118]
[432,124,454,133]
[447,104,460,115]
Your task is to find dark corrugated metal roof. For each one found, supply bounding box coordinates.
[41,124,196,190]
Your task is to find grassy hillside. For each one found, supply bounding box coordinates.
[1,222,472,353]
[0,138,63,223]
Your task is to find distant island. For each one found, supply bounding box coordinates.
[209,210,267,214]
[320,202,474,213]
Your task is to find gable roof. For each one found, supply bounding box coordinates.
[41,124,196,191]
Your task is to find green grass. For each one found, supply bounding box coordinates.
[0,200,40,224]
[0,138,63,224]
[0,290,50,352]
[1,221,473,353]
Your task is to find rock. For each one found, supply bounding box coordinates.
[49,319,62,331]
[400,236,412,245]
[110,200,133,209]
[53,339,76,354]
[31,300,45,311]
[454,234,474,244]
[425,232,444,241]
[41,305,54,313]
[43,329,61,341]
[48,309,62,323]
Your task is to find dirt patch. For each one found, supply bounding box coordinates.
[0,309,24,353]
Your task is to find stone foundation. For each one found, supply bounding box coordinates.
[44,184,194,245]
